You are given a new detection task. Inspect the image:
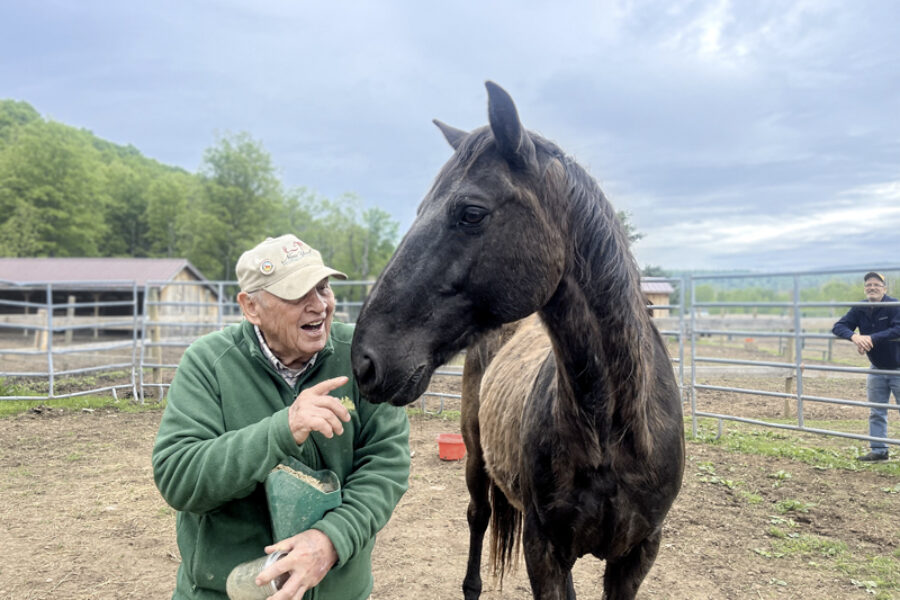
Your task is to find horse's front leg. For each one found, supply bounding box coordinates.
[522,509,576,600]
[603,529,662,600]
[462,437,491,599]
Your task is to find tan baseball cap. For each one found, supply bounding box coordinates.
[236,234,347,300]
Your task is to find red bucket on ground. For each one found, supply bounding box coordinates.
[436,433,466,461]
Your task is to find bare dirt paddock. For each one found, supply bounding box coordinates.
[2,397,900,600]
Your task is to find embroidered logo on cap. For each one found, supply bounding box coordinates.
[281,240,312,265]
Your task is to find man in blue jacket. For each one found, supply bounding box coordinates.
[833,272,900,461]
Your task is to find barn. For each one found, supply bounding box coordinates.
[0,257,219,321]
[641,279,676,317]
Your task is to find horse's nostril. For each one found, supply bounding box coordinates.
[354,352,378,390]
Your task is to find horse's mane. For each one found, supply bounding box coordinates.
[537,134,658,455]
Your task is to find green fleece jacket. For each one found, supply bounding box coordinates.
[152,320,410,600]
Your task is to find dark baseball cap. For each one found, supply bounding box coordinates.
[864,271,885,284]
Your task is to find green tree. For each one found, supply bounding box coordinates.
[101,161,151,256]
[805,279,862,317]
[642,265,668,277]
[616,210,643,246]
[355,207,399,279]
[820,280,860,302]
[304,195,356,270]
[693,284,716,313]
[0,99,40,142]
[0,120,107,256]
[145,172,195,257]
[279,187,319,241]
[0,105,402,279]
[0,201,40,256]
[188,132,282,279]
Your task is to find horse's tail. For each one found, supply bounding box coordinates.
[488,481,522,585]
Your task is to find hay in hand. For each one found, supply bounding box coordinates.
[339,396,355,412]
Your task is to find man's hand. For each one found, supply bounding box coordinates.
[256,529,338,599]
[288,376,352,445]
[850,333,873,354]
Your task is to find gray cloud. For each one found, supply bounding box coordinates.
[2,0,898,272]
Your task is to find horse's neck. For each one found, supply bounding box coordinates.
[540,275,634,404]
[537,222,652,450]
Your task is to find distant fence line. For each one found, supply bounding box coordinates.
[0,279,371,402]
[686,268,900,450]
[2,267,899,450]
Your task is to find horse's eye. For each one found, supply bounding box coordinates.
[459,206,488,227]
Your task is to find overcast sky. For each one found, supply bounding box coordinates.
[3,1,899,273]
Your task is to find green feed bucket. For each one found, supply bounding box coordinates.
[265,457,342,541]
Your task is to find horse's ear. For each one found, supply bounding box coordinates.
[485,81,537,171]
[433,119,468,150]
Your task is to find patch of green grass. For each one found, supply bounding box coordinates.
[694,461,740,489]
[840,555,900,597]
[753,547,785,559]
[774,498,815,514]
[882,483,900,495]
[695,461,716,474]
[850,579,880,594]
[739,490,763,504]
[768,469,792,487]
[756,528,900,596]
[406,407,461,421]
[0,376,37,397]
[0,395,164,419]
[772,533,846,557]
[686,418,900,476]
[698,474,741,489]
[768,516,799,528]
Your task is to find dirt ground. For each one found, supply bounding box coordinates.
[1,378,899,600]
[2,335,900,599]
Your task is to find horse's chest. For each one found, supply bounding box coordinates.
[527,462,654,559]
[517,403,659,558]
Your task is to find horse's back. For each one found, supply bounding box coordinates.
[478,314,554,510]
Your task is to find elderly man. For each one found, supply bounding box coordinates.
[152,234,410,599]
[833,271,900,462]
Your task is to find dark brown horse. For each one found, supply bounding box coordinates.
[352,82,684,599]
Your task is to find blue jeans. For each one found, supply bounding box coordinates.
[867,368,900,452]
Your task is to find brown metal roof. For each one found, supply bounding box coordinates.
[0,258,208,287]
